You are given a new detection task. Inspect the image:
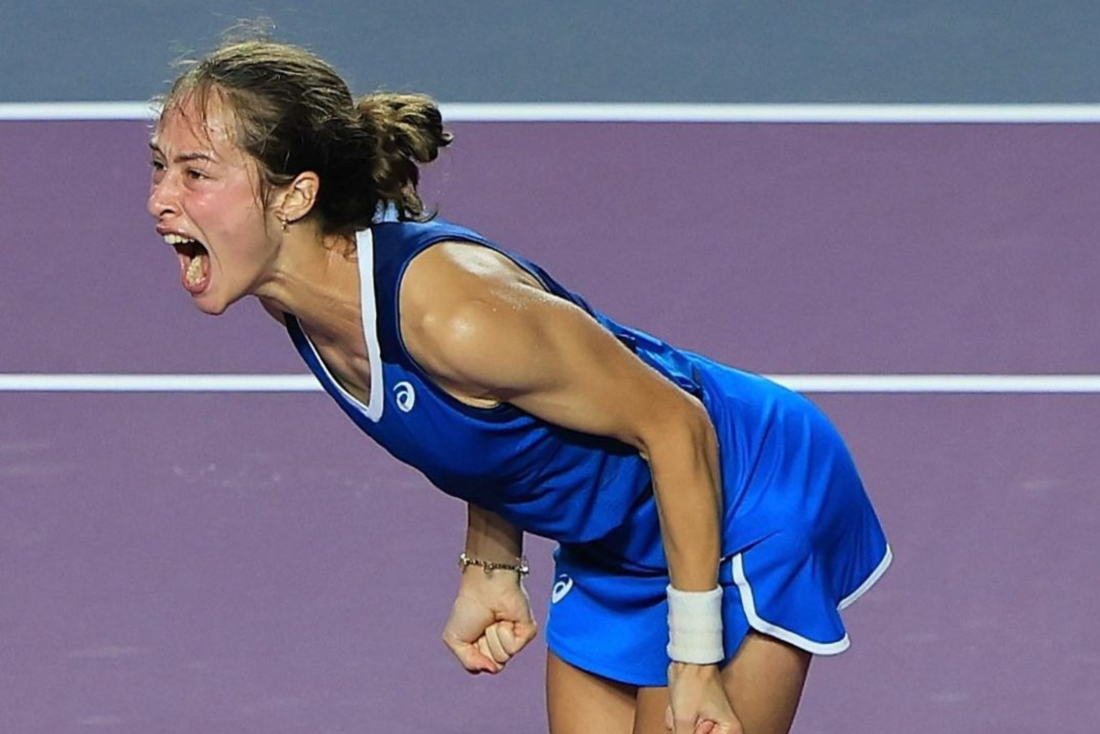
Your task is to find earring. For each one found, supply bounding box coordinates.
[279,215,290,232]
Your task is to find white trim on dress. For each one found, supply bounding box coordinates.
[357,229,385,422]
[292,229,385,423]
[729,544,893,656]
[839,544,893,611]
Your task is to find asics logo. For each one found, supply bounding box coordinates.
[393,381,416,412]
[551,574,574,604]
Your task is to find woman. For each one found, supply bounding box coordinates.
[147,39,890,734]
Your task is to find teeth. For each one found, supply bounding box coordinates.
[163,233,197,245]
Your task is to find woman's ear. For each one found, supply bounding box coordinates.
[275,171,321,224]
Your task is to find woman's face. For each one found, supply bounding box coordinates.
[147,93,280,315]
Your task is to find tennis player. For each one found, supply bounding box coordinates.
[148,38,890,734]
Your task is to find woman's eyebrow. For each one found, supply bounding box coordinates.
[147,141,217,163]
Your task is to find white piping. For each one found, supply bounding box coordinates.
[357,228,385,422]
[730,554,851,656]
[839,545,894,611]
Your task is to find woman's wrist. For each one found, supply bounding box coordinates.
[457,551,529,577]
[666,585,724,665]
[463,505,524,570]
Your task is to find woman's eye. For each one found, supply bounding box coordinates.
[186,169,208,180]
[150,159,165,171]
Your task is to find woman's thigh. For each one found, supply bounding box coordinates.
[547,651,638,734]
[632,632,811,734]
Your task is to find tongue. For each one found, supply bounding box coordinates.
[182,252,210,293]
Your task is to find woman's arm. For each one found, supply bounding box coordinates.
[401,242,722,593]
[443,503,536,674]
[404,242,737,730]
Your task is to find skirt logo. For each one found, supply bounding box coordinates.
[551,574,574,604]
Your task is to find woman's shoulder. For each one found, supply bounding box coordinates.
[401,239,540,313]
[371,218,493,248]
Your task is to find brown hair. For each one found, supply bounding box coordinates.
[160,39,452,233]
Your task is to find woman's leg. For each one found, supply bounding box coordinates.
[718,632,812,733]
[547,651,638,734]
[632,632,811,734]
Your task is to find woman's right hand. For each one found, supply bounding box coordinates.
[441,571,538,674]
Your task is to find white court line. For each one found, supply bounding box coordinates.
[2,374,1100,394]
[5,102,1100,123]
[0,374,319,392]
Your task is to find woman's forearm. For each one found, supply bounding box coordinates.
[464,504,524,564]
[645,397,723,592]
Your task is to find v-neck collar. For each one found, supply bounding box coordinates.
[292,228,385,423]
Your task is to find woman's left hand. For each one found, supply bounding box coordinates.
[666,662,742,734]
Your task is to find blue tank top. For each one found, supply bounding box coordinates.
[286,220,831,570]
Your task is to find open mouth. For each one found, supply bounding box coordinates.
[163,234,211,294]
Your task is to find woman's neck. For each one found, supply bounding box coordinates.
[257,230,367,354]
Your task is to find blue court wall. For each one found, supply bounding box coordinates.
[2,1,1100,104]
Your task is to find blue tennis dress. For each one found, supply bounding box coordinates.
[286,219,891,686]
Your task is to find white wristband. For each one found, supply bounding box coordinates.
[666,585,724,664]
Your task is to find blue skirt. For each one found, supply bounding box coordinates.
[545,365,891,687]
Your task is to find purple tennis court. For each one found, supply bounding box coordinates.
[2,118,1099,733]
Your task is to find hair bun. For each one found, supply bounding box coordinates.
[356,92,453,219]
[357,92,452,164]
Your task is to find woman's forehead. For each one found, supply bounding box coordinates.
[153,95,239,156]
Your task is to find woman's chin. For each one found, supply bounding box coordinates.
[185,270,254,316]
[190,285,233,316]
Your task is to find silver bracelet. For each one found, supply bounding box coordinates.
[458,552,530,577]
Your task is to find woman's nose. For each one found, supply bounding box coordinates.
[147,174,179,219]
